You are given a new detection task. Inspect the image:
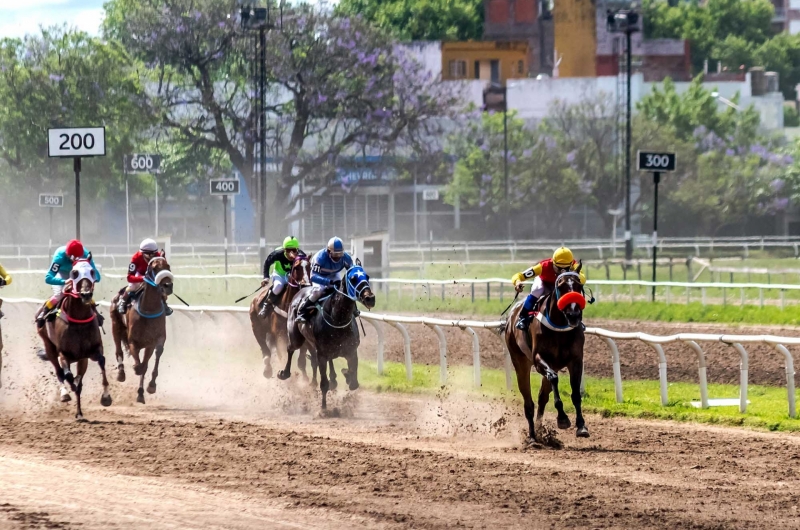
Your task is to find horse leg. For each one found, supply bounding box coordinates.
[147,345,164,394]
[343,352,359,391]
[259,329,273,379]
[296,341,309,382]
[569,360,589,438]
[73,358,88,420]
[534,376,552,436]
[131,341,146,376]
[137,347,154,404]
[111,317,126,382]
[92,350,112,407]
[328,359,338,391]
[511,355,536,440]
[309,347,318,386]
[59,355,73,403]
[538,358,570,430]
[318,355,330,411]
[277,348,295,380]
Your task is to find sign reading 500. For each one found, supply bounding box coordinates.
[48,127,106,158]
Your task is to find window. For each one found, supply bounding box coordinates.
[517,60,524,74]
[448,60,467,78]
[474,60,480,79]
[490,60,500,83]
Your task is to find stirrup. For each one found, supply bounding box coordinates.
[516,312,533,330]
[117,300,128,314]
[257,300,271,318]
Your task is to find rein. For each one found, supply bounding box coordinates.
[136,259,169,319]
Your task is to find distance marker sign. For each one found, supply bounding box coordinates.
[637,151,676,172]
[48,127,106,157]
[209,179,240,195]
[39,194,64,207]
[124,154,163,173]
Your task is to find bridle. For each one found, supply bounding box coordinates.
[136,256,170,319]
[287,256,310,289]
[554,271,583,302]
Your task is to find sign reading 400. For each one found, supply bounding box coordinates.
[209,179,240,195]
[48,127,106,158]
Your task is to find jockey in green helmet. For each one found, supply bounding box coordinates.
[257,236,306,318]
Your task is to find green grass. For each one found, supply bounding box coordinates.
[352,359,800,432]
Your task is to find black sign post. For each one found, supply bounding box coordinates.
[638,151,677,301]
[210,179,241,275]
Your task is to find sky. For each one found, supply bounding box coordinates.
[0,0,105,39]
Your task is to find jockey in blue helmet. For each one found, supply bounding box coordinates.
[296,236,353,322]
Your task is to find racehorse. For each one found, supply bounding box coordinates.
[249,256,312,379]
[36,260,111,419]
[109,256,174,404]
[279,263,376,410]
[503,267,589,441]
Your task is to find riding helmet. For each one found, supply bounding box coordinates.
[553,247,574,269]
[140,238,158,253]
[283,236,300,250]
[66,239,84,259]
[327,237,344,260]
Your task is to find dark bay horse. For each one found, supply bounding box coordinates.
[249,256,311,379]
[279,264,376,410]
[36,260,111,419]
[504,268,589,441]
[110,256,174,404]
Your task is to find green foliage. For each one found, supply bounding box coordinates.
[335,0,483,41]
[643,0,775,75]
[444,110,579,224]
[0,26,154,242]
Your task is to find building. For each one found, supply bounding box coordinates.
[441,41,529,84]
[552,0,597,77]
[482,0,554,76]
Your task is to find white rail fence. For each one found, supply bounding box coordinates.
[8,270,800,307]
[3,298,796,419]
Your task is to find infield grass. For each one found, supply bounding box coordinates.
[350,359,800,433]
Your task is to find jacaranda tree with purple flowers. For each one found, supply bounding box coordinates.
[103,0,461,230]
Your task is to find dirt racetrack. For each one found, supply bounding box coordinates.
[2,302,800,528]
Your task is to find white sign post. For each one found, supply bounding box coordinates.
[48,127,106,239]
[39,194,64,254]
[123,154,163,249]
[210,179,241,275]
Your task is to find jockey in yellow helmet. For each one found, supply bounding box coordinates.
[511,246,586,330]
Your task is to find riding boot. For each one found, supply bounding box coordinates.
[117,291,130,314]
[165,303,173,316]
[516,295,538,330]
[258,289,280,319]
[295,297,314,323]
[35,303,47,329]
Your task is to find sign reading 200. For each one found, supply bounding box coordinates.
[48,127,106,158]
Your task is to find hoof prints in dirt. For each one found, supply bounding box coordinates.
[521,425,563,450]
[0,503,73,529]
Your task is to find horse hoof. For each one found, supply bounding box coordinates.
[263,364,273,379]
[60,393,71,403]
[557,417,572,430]
[117,370,126,383]
[75,415,86,422]
[276,370,290,381]
[136,389,145,404]
[133,364,146,376]
[101,395,113,407]
[576,426,590,438]
[329,379,338,391]
[349,381,359,391]
[147,383,157,394]
[36,349,48,361]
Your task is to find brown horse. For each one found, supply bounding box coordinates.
[36,260,111,419]
[109,256,174,404]
[504,268,589,441]
[249,256,312,379]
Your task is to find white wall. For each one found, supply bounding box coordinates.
[402,42,442,80]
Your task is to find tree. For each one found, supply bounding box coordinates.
[103,0,462,230]
[644,0,776,75]
[335,0,483,41]
[444,111,580,229]
[637,77,759,146]
[0,26,153,242]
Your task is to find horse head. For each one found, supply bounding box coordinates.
[69,260,96,304]
[147,256,174,296]
[555,263,586,328]
[345,262,375,309]
[290,255,311,288]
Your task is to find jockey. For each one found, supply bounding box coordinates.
[36,239,102,328]
[511,246,586,330]
[296,236,353,322]
[117,238,172,316]
[257,236,306,318]
[0,262,10,319]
